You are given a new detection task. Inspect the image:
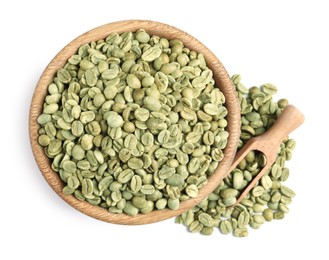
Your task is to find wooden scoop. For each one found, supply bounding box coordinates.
[227,105,304,205]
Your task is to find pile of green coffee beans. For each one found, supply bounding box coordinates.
[175,75,296,237]
[37,30,229,216]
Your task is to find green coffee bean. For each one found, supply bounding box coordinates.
[126,74,141,89]
[62,160,76,173]
[141,45,162,62]
[134,108,150,121]
[57,69,71,84]
[140,201,154,214]
[62,186,75,195]
[130,175,142,193]
[198,213,214,227]
[165,174,185,187]
[67,175,80,190]
[38,135,50,146]
[279,203,289,213]
[155,198,167,210]
[233,227,248,237]
[127,157,143,170]
[280,186,296,198]
[158,165,175,179]
[261,175,273,190]
[185,184,198,198]
[140,184,155,195]
[271,164,282,179]
[109,181,122,192]
[188,220,203,233]
[143,96,161,111]
[132,197,148,209]
[187,158,200,174]
[221,188,238,199]
[203,131,214,145]
[200,227,214,236]
[168,198,180,210]
[117,169,134,184]
[219,220,233,234]
[233,171,244,189]
[280,195,292,205]
[261,83,277,95]
[123,202,139,216]
[252,186,265,197]
[106,111,124,128]
[118,148,131,163]
[237,211,250,228]
[80,111,95,124]
[44,103,59,114]
[203,103,219,115]
[98,176,113,192]
[72,145,85,160]
[77,160,90,171]
[81,178,94,199]
[37,114,52,124]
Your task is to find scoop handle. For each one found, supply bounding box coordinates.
[261,105,305,148]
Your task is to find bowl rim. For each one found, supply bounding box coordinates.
[29,19,240,225]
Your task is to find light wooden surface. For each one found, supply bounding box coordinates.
[228,105,305,204]
[29,20,241,225]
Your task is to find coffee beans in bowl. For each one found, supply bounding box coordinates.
[29,20,240,224]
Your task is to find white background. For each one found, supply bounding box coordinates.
[1,0,328,259]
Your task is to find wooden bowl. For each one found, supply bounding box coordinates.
[29,20,240,224]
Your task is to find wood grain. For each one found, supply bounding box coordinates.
[29,20,241,225]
